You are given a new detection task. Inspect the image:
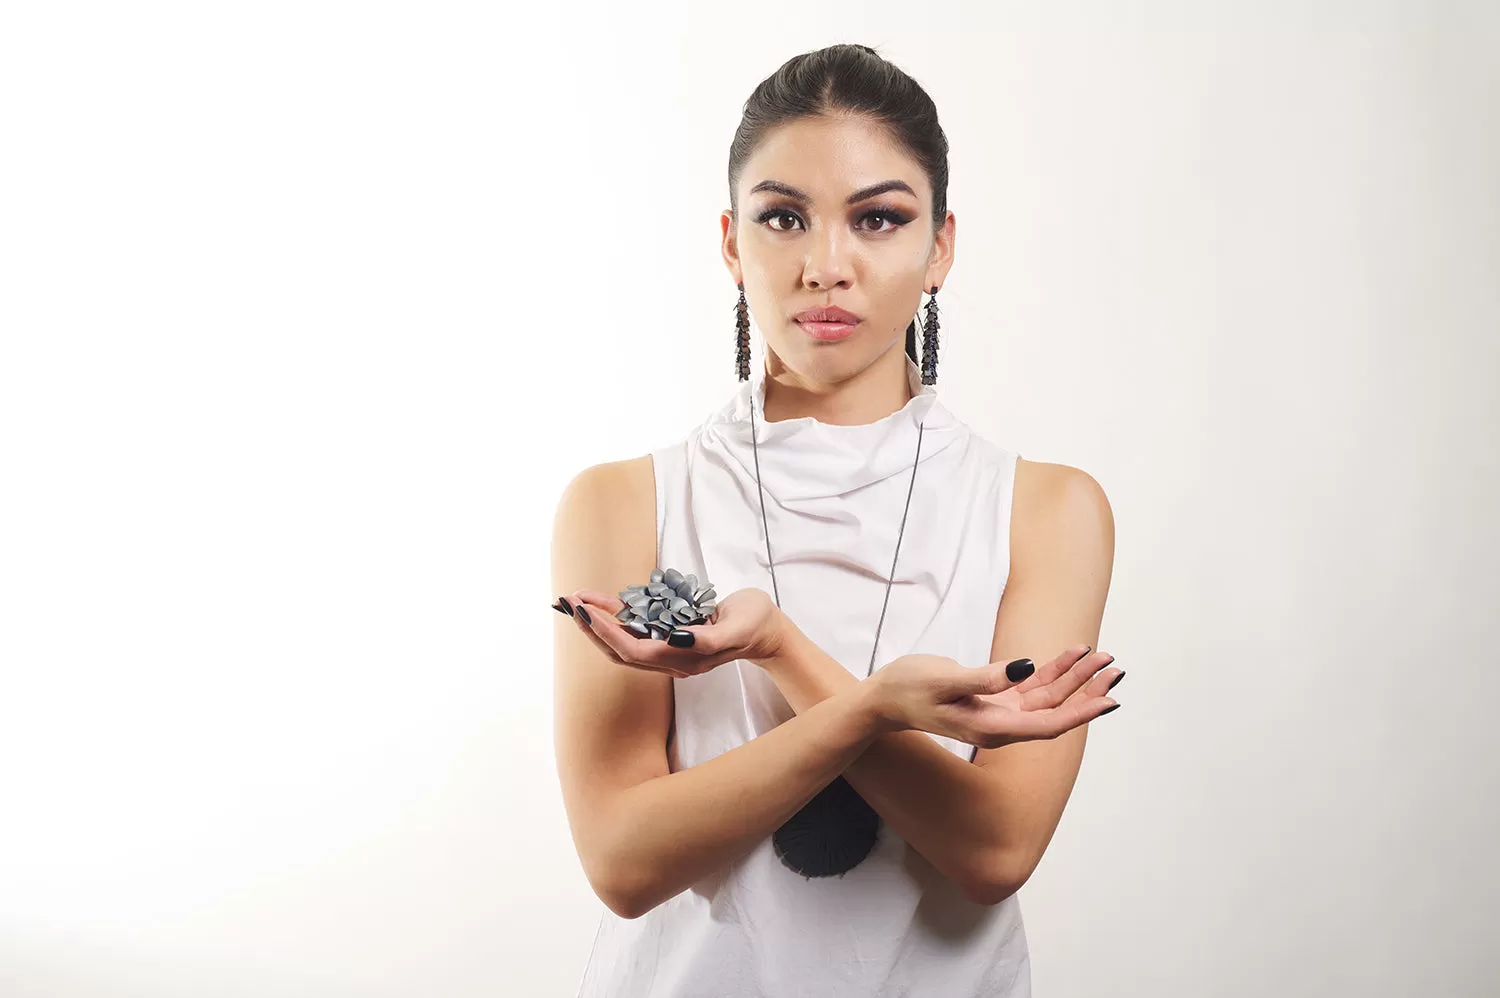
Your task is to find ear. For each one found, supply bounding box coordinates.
[925,210,956,291]
[721,210,743,285]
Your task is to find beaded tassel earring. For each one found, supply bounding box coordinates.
[735,282,751,382]
[920,285,940,385]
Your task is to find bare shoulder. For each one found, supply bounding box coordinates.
[556,453,656,525]
[1010,457,1114,570]
[551,450,660,637]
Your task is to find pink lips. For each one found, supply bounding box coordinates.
[794,305,861,342]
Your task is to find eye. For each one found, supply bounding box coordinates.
[756,208,803,232]
[858,207,914,233]
[752,205,914,234]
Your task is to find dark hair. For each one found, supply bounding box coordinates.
[727,43,950,368]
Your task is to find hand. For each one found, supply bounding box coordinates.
[867,646,1122,748]
[558,587,782,679]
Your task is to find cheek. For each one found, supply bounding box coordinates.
[735,240,790,284]
[861,267,926,305]
[861,232,930,274]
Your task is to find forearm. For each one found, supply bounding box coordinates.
[751,614,1013,901]
[601,681,884,918]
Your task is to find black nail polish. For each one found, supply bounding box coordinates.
[1098,703,1121,716]
[1082,646,1092,656]
[1006,658,1034,682]
[575,604,592,625]
[552,601,570,616]
[667,629,695,648]
[1107,670,1125,691]
[558,596,575,617]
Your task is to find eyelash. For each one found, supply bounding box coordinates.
[754,205,914,234]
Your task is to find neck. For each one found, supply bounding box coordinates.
[761,347,915,426]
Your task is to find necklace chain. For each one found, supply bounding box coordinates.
[749,395,926,679]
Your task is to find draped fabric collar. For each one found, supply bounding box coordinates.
[699,354,965,503]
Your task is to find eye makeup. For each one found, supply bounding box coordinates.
[752,204,915,233]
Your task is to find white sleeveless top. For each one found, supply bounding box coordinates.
[576,355,1030,998]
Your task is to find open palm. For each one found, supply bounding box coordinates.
[565,586,779,679]
[874,645,1122,748]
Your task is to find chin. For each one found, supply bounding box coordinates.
[773,346,872,384]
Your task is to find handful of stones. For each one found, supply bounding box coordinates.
[614,567,718,640]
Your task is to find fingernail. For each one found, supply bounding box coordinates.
[558,596,575,617]
[1107,670,1125,691]
[667,629,695,648]
[552,601,570,616]
[1005,658,1034,682]
[1099,703,1121,716]
[1081,646,1092,657]
[575,604,592,625]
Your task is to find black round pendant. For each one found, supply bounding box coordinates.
[772,775,881,878]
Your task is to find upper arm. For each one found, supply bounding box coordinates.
[972,458,1115,890]
[551,455,674,907]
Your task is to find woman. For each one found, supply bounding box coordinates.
[549,43,1121,998]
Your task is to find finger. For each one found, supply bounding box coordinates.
[564,598,629,665]
[575,614,689,678]
[1073,663,1124,702]
[570,596,685,674]
[572,595,656,662]
[574,588,720,666]
[571,589,627,616]
[971,696,1118,746]
[964,662,1024,697]
[655,621,738,659]
[1006,645,1092,696]
[1016,651,1114,712]
[626,627,744,677]
[572,596,711,678]
[952,656,1046,699]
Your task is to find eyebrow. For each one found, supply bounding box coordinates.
[747,179,918,206]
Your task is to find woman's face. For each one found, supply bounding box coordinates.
[722,114,954,386]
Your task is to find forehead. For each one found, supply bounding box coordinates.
[740,114,927,202]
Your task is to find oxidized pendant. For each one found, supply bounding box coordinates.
[614,566,717,641]
[772,775,881,878]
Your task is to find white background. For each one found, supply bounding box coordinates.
[2,2,1497,995]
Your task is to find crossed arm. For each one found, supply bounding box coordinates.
[553,457,1115,918]
[752,461,1115,904]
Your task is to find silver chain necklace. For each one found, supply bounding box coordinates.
[749,387,927,878]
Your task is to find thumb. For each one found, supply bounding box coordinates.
[956,659,1032,697]
[666,619,734,655]
[933,663,1006,700]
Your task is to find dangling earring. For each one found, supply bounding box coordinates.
[921,285,940,385]
[734,282,751,382]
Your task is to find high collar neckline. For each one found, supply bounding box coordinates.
[702,354,964,502]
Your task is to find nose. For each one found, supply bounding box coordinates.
[801,227,854,291]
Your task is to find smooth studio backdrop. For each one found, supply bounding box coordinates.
[2,2,1497,995]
